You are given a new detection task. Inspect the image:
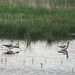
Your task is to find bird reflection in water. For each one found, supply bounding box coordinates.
[0,57,7,64]
[25,40,33,54]
[65,50,69,58]
[58,50,69,58]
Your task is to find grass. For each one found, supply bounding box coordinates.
[0,2,75,41]
[0,0,75,8]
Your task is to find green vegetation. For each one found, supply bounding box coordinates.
[0,0,75,41]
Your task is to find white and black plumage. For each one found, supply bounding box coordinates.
[58,45,66,48]
[2,44,13,50]
[2,43,20,49]
[58,41,70,50]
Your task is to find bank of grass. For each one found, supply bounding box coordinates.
[0,3,75,41]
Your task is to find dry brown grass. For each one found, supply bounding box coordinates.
[1,0,74,8]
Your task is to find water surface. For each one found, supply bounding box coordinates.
[0,39,75,75]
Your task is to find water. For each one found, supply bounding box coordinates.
[0,39,75,75]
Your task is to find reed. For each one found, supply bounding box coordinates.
[0,2,75,40]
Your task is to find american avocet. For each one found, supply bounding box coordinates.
[58,41,70,50]
[2,44,13,50]
[2,43,20,49]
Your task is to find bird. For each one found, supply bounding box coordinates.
[2,43,20,49]
[58,41,70,50]
[2,44,13,50]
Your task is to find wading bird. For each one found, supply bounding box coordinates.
[2,43,20,49]
[2,44,13,50]
[58,41,70,50]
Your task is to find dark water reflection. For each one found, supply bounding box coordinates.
[0,39,75,75]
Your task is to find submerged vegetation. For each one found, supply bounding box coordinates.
[0,0,75,41]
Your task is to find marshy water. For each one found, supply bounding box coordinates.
[0,39,75,75]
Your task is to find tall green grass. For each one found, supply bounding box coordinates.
[0,3,75,41]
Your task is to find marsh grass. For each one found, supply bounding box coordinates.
[0,2,75,41]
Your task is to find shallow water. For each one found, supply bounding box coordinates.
[0,39,75,75]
